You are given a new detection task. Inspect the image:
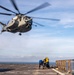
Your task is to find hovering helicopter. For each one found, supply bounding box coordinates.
[0,0,60,35]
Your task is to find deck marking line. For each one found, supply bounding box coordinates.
[52,69,65,75]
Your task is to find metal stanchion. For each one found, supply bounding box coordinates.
[71,60,74,75]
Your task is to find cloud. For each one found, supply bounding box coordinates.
[0,0,74,62]
[0,34,74,54]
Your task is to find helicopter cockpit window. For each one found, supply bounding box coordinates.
[8,20,15,25]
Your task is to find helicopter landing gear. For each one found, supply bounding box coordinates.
[19,33,22,35]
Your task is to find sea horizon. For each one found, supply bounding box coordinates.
[0,61,56,66]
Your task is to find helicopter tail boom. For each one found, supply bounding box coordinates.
[0,22,6,27]
[0,22,6,33]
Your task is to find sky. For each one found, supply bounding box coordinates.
[0,0,74,62]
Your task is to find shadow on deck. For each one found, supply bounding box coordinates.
[0,68,14,72]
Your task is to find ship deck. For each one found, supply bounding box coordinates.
[0,64,72,75]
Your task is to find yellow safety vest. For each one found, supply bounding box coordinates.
[45,57,49,63]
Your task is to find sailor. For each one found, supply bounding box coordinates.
[45,57,50,68]
[39,60,43,69]
[43,57,50,69]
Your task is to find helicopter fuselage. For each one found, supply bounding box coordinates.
[6,15,32,33]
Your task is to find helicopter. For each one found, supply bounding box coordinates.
[0,0,60,35]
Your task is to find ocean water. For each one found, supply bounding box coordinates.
[0,62,56,66]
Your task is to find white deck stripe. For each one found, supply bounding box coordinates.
[52,69,65,75]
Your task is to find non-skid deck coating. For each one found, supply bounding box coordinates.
[0,64,71,75]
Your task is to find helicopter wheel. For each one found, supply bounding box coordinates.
[19,33,22,35]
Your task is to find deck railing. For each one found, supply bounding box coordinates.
[56,59,74,74]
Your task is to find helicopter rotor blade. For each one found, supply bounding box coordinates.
[31,16,60,21]
[10,0,20,14]
[0,5,17,14]
[33,21,44,27]
[24,2,50,15]
[0,12,14,16]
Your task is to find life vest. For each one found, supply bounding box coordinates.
[45,57,49,63]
